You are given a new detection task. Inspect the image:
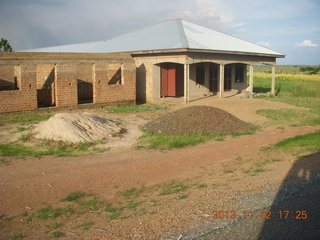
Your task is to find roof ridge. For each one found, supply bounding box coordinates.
[176,19,189,49]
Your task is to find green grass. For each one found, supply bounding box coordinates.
[46,223,63,232]
[72,221,94,230]
[107,104,167,113]
[11,235,25,240]
[49,232,65,238]
[62,192,86,202]
[254,159,281,168]
[242,168,266,176]
[0,112,51,126]
[275,131,320,151]
[76,198,101,209]
[36,206,75,220]
[0,141,104,158]
[197,184,207,189]
[136,131,223,149]
[104,202,141,220]
[119,187,144,199]
[256,109,320,126]
[159,181,189,196]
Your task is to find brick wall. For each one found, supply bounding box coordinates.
[77,63,93,103]
[93,62,136,104]
[54,63,78,107]
[0,65,16,90]
[0,65,37,113]
[36,64,55,107]
[0,52,136,113]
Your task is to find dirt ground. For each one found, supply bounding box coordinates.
[0,96,319,240]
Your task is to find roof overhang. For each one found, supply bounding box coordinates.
[130,48,285,58]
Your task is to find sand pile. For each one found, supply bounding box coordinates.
[144,106,252,135]
[33,112,124,143]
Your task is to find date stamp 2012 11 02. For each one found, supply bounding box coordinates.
[212,210,308,220]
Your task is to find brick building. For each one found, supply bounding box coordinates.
[0,19,284,113]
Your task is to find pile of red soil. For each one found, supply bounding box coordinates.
[144,106,252,135]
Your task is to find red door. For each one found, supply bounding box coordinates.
[167,68,176,96]
[161,63,182,97]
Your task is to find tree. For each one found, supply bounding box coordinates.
[0,38,13,52]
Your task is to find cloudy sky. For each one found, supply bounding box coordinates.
[0,0,319,65]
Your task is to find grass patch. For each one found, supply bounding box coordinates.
[107,104,167,113]
[0,158,10,165]
[62,192,86,202]
[46,223,63,232]
[49,232,65,238]
[159,181,189,196]
[104,202,141,220]
[36,206,75,220]
[242,168,266,176]
[223,169,234,174]
[275,131,320,151]
[11,236,25,240]
[0,141,103,158]
[256,109,320,126]
[255,159,281,167]
[178,194,189,200]
[136,131,224,149]
[72,221,94,230]
[18,132,34,142]
[0,112,51,126]
[197,184,207,189]
[119,187,144,199]
[76,198,101,209]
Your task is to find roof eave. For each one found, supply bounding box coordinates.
[130,48,285,58]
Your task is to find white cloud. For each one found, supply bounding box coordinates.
[258,41,270,47]
[295,40,318,47]
[166,0,245,31]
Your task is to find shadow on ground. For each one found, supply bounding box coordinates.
[258,151,320,240]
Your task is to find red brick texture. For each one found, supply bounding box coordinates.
[0,52,136,113]
[54,63,78,108]
[0,64,37,113]
[93,62,136,104]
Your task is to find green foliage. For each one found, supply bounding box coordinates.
[107,104,167,113]
[45,223,63,231]
[0,112,51,126]
[0,140,105,158]
[49,232,65,238]
[275,131,320,150]
[72,221,94,230]
[256,109,320,126]
[300,65,320,74]
[62,192,86,202]
[0,38,12,52]
[11,235,24,240]
[36,206,75,220]
[159,181,189,196]
[254,159,281,167]
[119,187,144,199]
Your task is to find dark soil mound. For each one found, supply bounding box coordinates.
[144,106,252,135]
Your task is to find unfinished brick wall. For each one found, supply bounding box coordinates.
[93,62,135,104]
[0,65,17,90]
[0,52,136,113]
[54,63,78,108]
[36,64,55,107]
[77,63,93,103]
[0,64,37,113]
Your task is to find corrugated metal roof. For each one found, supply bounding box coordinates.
[23,19,284,57]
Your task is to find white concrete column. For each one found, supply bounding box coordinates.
[271,65,276,96]
[249,64,254,94]
[219,64,224,98]
[184,64,190,103]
